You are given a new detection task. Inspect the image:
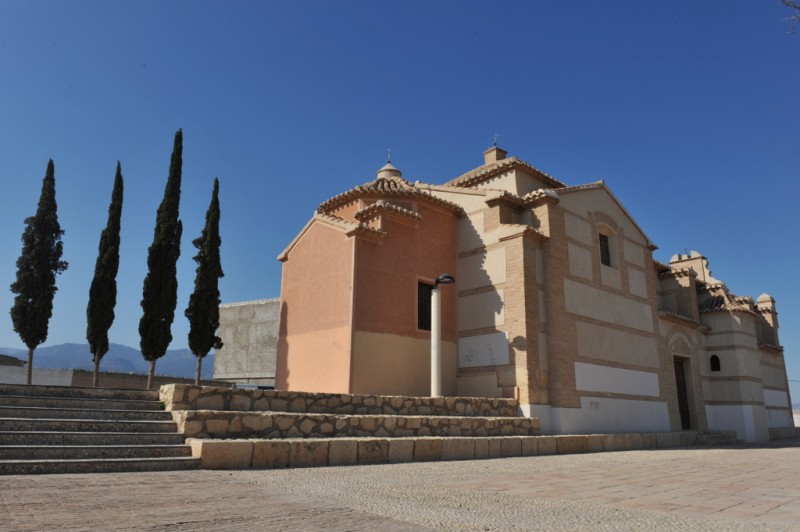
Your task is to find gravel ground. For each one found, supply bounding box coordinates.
[3,444,800,531]
[232,445,800,531]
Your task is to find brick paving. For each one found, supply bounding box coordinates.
[2,441,800,530]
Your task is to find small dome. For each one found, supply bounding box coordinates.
[376,162,401,179]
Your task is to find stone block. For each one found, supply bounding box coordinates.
[631,433,643,450]
[206,419,230,435]
[537,437,557,455]
[500,437,522,457]
[488,438,503,458]
[442,438,475,461]
[656,432,675,449]
[299,418,317,435]
[678,431,697,446]
[521,437,538,456]
[413,438,443,462]
[189,439,253,470]
[388,439,414,463]
[196,394,225,410]
[358,439,389,464]
[289,440,328,468]
[474,438,490,459]
[641,433,657,450]
[603,434,616,452]
[230,394,252,411]
[586,435,604,453]
[242,414,271,432]
[252,440,290,469]
[328,439,358,466]
[613,434,633,451]
[556,435,587,454]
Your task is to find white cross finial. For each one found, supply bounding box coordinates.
[493,133,499,146]
[387,148,392,163]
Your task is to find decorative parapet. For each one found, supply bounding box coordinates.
[159,384,519,417]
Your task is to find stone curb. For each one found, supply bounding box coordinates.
[187,431,699,470]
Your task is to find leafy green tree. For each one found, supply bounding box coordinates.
[86,162,124,387]
[139,130,183,389]
[185,178,224,384]
[10,159,68,385]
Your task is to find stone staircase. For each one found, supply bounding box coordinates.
[162,384,674,470]
[0,384,199,475]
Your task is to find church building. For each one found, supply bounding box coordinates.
[275,146,792,442]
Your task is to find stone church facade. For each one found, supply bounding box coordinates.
[274,146,792,442]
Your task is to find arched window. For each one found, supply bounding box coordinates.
[710,355,721,372]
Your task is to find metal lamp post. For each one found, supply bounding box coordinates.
[431,273,455,397]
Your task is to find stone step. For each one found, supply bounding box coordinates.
[0,456,200,475]
[0,394,163,411]
[695,431,740,446]
[0,405,173,421]
[0,444,193,460]
[0,384,157,402]
[186,431,698,470]
[0,431,186,446]
[173,410,540,440]
[0,417,177,433]
[162,384,519,417]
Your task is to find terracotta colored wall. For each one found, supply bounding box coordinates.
[350,203,458,395]
[351,331,457,396]
[353,204,458,339]
[276,221,354,393]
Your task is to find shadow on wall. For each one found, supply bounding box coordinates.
[457,216,509,391]
[275,301,290,390]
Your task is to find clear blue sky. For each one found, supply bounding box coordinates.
[1,2,798,395]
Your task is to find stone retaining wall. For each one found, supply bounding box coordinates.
[188,431,700,470]
[160,384,518,417]
[171,410,539,439]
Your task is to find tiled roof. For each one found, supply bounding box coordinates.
[658,310,702,327]
[318,175,463,214]
[354,200,421,223]
[445,157,566,189]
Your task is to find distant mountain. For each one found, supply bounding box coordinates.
[0,343,214,380]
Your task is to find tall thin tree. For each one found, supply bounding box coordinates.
[10,159,68,385]
[185,178,223,384]
[86,162,124,387]
[139,130,183,389]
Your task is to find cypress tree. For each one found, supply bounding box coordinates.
[185,178,223,385]
[86,162,124,387]
[139,130,183,389]
[10,159,68,385]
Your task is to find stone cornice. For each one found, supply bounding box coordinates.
[658,309,702,328]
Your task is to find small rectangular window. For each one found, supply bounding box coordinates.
[599,234,611,267]
[418,282,433,330]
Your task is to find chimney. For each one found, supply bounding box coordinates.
[483,146,507,165]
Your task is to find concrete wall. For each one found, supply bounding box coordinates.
[215,298,279,385]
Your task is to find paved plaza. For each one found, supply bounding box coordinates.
[2,441,800,531]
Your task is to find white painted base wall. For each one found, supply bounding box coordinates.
[705,404,769,442]
[766,408,793,429]
[520,397,670,435]
[0,366,73,385]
